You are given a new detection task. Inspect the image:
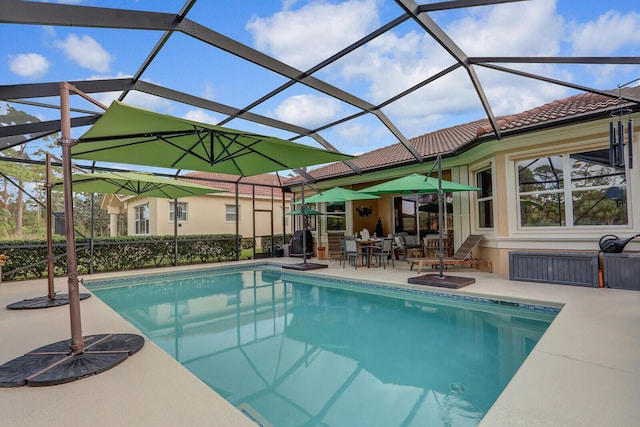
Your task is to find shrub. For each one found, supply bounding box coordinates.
[0,234,241,281]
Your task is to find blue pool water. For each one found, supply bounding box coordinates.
[87,265,558,427]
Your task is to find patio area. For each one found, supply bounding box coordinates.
[1,258,639,426]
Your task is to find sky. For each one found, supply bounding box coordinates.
[2,0,640,165]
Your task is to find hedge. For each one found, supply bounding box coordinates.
[0,234,246,281]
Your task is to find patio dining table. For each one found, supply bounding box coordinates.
[356,238,382,267]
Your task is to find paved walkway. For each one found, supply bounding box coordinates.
[1,258,639,426]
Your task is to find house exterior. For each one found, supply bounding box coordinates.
[286,88,640,278]
[103,172,292,241]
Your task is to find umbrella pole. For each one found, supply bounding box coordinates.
[0,84,144,387]
[45,154,55,299]
[174,199,178,266]
[59,83,84,354]
[89,191,95,274]
[301,184,307,264]
[437,156,445,278]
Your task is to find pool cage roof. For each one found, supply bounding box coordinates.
[1,0,640,183]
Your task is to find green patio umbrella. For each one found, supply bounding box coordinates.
[7,171,225,311]
[0,93,354,388]
[359,161,480,279]
[72,101,354,176]
[358,173,480,194]
[287,207,325,216]
[291,186,380,250]
[61,171,224,198]
[292,186,380,204]
[286,206,326,263]
[65,170,227,268]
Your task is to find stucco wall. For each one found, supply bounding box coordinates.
[126,194,291,238]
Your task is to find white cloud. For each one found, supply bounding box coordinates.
[183,109,223,125]
[246,0,379,69]
[54,34,113,73]
[450,0,563,57]
[247,0,574,144]
[331,0,572,135]
[8,53,50,79]
[273,94,342,127]
[568,10,640,56]
[335,121,372,147]
[201,82,216,100]
[247,0,639,149]
[86,73,173,113]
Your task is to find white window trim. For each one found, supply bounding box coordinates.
[225,204,240,223]
[510,147,631,233]
[325,201,347,232]
[169,201,188,222]
[134,203,149,235]
[470,160,495,233]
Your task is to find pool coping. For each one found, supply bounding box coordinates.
[1,258,639,426]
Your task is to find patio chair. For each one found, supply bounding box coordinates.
[408,234,492,273]
[338,238,347,266]
[371,238,395,269]
[327,232,344,262]
[395,232,423,259]
[343,238,366,269]
[423,235,451,258]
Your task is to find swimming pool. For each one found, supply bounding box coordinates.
[87,264,558,427]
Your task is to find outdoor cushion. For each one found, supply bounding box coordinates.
[404,235,419,246]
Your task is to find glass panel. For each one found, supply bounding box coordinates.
[520,193,565,227]
[479,200,493,228]
[518,156,564,192]
[573,188,628,226]
[326,202,346,231]
[478,169,492,198]
[225,205,239,222]
[476,168,493,229]
[135,204,149,234]
[570,149,626,188]
[170,202,187,221]
[392,197,417,234]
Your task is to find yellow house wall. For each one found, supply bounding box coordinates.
[470,115,640,277]
[296,115,639,278]
[126,194,290,238]
[126,197,160,235]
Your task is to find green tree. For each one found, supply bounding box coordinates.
[1,103,62,239]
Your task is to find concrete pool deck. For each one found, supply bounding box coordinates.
[1,258,639,426]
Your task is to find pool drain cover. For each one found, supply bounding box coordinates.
[449,382,466,393]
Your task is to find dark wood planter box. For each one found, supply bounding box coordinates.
[603,253,640,290]
[509,251,599,287]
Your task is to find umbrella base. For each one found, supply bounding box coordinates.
[407,274,475,289]
[0,333,144,387]
[6,293,91,310]
[283,262,329,271]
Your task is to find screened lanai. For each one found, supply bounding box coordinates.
[1,0,640,272]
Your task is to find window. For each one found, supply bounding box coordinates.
[326,201,346,231]
[226,204,240,222]
[476,168,494,228]
[134,204,149,234]
[517,148,628,228]
[393,196,417,235]
[169,202,188,221]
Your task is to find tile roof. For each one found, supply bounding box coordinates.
[288,87,640,184]
[181,172,290,198]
